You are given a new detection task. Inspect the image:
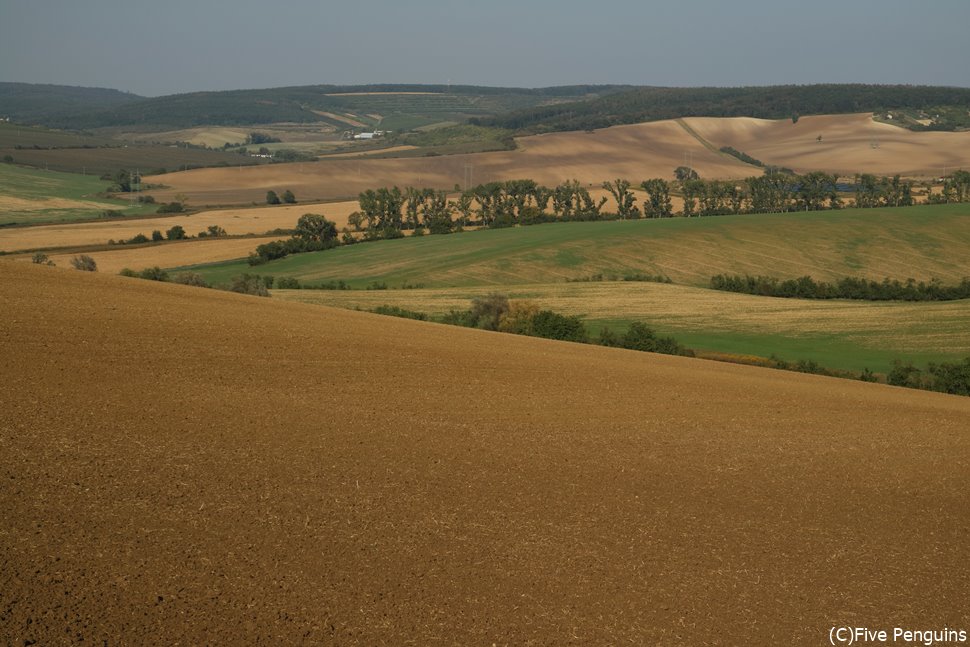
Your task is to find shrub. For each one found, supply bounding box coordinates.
[128,233,150,244]
[498,300,540,335]
[266,190,281,205]
[468,293,510,330]
[228,274,270,297]
[275,277,301,289]
[70,255,97,272]
[119,268,138,277]
[371,305,428,321]
[172,272,209,288]
[31,252,49,264]
[529,310,589,343]
[138,266,169,281]
[166,225,187,241]
[151,230,164,242]
[282,189,296,204]
[156,202,185,213]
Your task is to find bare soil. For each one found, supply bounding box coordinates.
[2,260,968,644]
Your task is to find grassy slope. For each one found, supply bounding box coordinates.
[188,203,970,288]
[0,164,153,225]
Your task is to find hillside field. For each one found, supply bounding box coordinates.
[280,282,970,373]
[143,114,970,206]
[184,204,970,288]
[0,163,153,225]
[2,260,968,644]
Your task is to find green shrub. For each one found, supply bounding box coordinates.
[172,272,209,288]
[228,274,270,297]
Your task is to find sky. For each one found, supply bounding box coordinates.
[1,0,968,96]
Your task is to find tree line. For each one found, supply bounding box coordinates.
[710,274,970,301]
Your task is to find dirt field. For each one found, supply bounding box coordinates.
[683,113,970,176]
[2,260,968,644]
[142,114,970,206]
[0,202,360,252]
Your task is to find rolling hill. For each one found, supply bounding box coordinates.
[2,259,968,644]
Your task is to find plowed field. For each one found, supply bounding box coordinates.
[2,261,968,644]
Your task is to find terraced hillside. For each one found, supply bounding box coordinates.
[1,260,968,644]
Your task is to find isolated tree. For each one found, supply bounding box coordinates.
[266,190,281,205]
[282,189,297,204]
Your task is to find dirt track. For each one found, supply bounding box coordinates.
[2,261,968,644]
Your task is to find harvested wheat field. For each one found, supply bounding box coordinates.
[683,113,970,177]
[0,202,360,252]
[2,260,968,644]
[11,236,280,274]
[144,120,755,206]
[143,114,970,207]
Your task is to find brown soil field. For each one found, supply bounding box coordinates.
[683,113,970,177]
[10,236,279,274]
[143,120,756,205]
[142,114,970,207]
[0,202,359,252]
[2,260,968,644]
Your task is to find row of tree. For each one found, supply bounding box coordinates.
[342,170,952,235]
[709,274,970,301]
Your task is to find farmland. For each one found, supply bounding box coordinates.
[144,113,970,206]
[3,260,968,644]
[184,204,970,288]
[0,163,152,225]
[281,281,970,372]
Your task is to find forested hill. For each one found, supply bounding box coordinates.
[0,83,631,130]
[472,85,970,133]
[0,82,144,123]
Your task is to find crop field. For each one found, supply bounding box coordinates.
[185,204,970,289]
[143,114,970,206]
[280,281,970,372]
[2,260,968,644]
[0,122,116,148]
[683,113,970,177]
[0,163,151,225]
[0,201,360,252]
[0,143,268,176]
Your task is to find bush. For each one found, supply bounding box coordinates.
[498,300,540,335]
[467,293,510,330]
[127,233,150,244]
[166,225,187,241]
[228,274,270,297]
[151,230,164,242]
[266,190,281,205]
[371,305,428,321]
[172,272,209,288]
[620,322,693,356]
[70,255,97,272]
[156,202,185,213]
[31,252,49,264]
[119,268,138,277]
[138,266,169,281]
[529,310,589,343]
[275,277,301,289]
[282,189,296,204]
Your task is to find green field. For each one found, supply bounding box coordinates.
[0,164,154,225]
[183,203,970,289]
[274,282,970,373]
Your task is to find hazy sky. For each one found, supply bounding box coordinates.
[2,0,968,96]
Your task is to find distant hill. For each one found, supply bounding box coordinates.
[473,84,970,133]
[0,82,143,124]
[0,83,632,130]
